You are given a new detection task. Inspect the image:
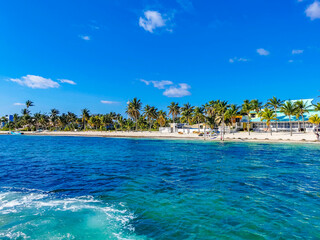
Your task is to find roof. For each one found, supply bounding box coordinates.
[251,111,320,122]
[288,99,315,110]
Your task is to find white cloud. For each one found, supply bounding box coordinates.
[229,57,249,63]
[101,100,119,104]
[292,49,304,54]
[257,48,270,56]
[13,103,25,106]
[288,59,294,63]
[139,11,166,33]
[141,79,191,97]
[9,75,60,89]
[163,83,191,98]
[306,1,320,20]
[140,79,173,89]
[59,79,77,85]
[79,35,91,41]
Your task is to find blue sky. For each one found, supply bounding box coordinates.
[1,0,320,116]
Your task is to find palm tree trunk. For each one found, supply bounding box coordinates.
[221,117,225,141]
[204,119,207,138]
[172,114,175,133]
[135,117,138,131]
[270,123,272,136]
[289,116,292,136]
[302,115,306,133]
[275,109,278,132]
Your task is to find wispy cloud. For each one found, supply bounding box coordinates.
[163,83,191,98]
[257,48,270,56]
[101,100,120,104]
[176,0,194,11]
[229,57,249,63]
[88,20,100,30]
[139,11,168,33]
[9,75,60,89]
[140,79,173,89]
[288,59,302,63]
[59,79,77,85]
[306,1,320,20]
[79,35,91,41]
[13,103,25,106]
[292,49,304,55]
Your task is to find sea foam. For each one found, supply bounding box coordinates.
[0,188,147,240]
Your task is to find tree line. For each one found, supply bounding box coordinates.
[1,97,320,136]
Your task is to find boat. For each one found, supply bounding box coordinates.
[10,131,24,135]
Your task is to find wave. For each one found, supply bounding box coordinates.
[0,187,148,240]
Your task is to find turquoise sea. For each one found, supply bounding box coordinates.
[0,135,320,239]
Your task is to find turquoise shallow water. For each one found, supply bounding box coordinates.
[0,136,320,239]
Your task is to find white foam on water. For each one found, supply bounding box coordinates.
[0,188,148,240]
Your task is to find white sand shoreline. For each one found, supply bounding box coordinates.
[1,130,320,144]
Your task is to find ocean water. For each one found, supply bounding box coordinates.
[0,136,320,240]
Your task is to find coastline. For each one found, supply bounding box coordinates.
[1,130,319,144]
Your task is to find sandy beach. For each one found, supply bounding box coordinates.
[1,130,319,144]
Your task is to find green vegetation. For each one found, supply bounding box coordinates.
[1,98,320,133]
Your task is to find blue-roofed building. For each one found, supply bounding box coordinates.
[241,98,320,133]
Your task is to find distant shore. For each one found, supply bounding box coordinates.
[1,130,319,144]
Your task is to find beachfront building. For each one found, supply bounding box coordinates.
[242,99,320,133]
[159,123,213,134]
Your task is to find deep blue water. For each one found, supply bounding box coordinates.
[0,135,320,239]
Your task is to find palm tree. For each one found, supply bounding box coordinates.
[144,105,156,131]
[295,100,311,133]
[50,109,60,129]
[225,104,240,134]
[192,107,205,132]
[309,114,320,137]
[266,97,283,132]
[251,99,263,116]
[180,103,194,133]
[157,110,167,127]
[126,98,142,131]
[33,113,42,130]
[260,108,278,135]
[107,112,117,130]
[204,101,218,131]
[118,116,125,131]
[13,113,19,130]
[280,101,297,136]
[100,114,112,130]
[39,114,49,130]
[313,103,320,111]
[81,108,90,130]
[26,100,34,109]
[168,102,180,125]
[21,108,31,128]
[216,101,230,140]
[21,108,30,116]
[241,100,253,135]
[66,112,77,130]
[125,118,135,131]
